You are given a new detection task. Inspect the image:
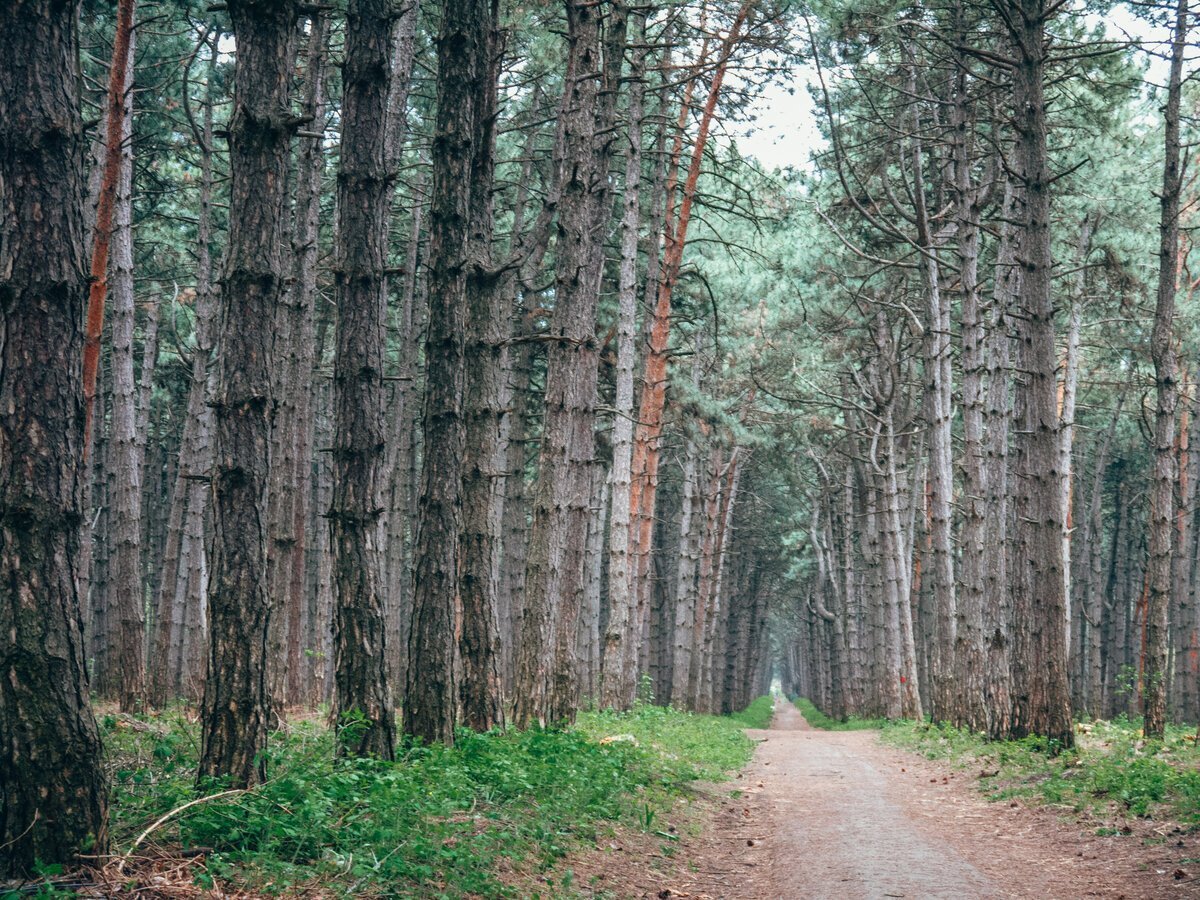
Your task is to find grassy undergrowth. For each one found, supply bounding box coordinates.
[880,716,1200,826]
[100,698,767,898]
[728,694,775,730]
[793,696,887,731]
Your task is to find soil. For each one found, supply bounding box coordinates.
[561,699,1200,899]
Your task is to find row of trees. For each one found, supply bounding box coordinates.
[6,0,1197,876]
[779,0,1197,747]
[0,0,782,873]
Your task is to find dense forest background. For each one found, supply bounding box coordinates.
[1,0,1198,877]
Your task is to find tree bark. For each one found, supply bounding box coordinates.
[267,12,328,710]
[514,0,610,727]
[106,21,147,713]
[0,0,109,872]
[331,0,398,759]
[458,1,507,733]
[381,0,421,707]
[670,412,703,707]
[601,5,646,710]
[1003,0,1073,749]
[953,9,988,730]
[906,53,954,725]
[199,0,299,786]
[405,0,490,745]
[1145,0,1188,739]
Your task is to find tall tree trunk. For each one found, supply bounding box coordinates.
[628,3,752,688]
[106,22,147,713]
[579,465,609,700]
[268,12,328,710]
[1058,219,1091,686]
[953,9,988,730]
[0,0,109,872]
[691,443,725,711]
[1177,383,1200,722]
[331,0,398,758]
[499,310,537,692]
[698,452,736,714]
[1003,0,1073,749]
[670,417,702,707]
[982,179,1019,738]
[405,0,490,745]
[82,0,136,455]
[458,2,507,733]
[1145,0,1188,739]
[1081,388,1125,717]
[906,53,955,724]
[381,2,421,706]
[385,173,426,701]
[514,0,610,727]
[199,0,299,786]
[151,36,220,705]
[600,5,646,709]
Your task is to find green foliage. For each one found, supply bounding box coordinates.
[879,718,1200,823]
[102,701,765,897]
[793,697,888,731]
[0,861,78,900]
[727,695,775,730]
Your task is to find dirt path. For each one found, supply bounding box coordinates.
[702,699,1198,899]
[746,700,994,898]
[558,699,1200,898]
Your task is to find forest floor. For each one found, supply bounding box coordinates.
[565,699,1200,899]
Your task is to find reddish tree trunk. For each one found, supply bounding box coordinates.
[628,2,752,680]
[83,0,136,457]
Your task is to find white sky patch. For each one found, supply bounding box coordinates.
[726,3,1181,174]
[731,61,825,174]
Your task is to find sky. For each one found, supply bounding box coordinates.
[731,4,1178,174]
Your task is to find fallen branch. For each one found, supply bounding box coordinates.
[118,789,247,872]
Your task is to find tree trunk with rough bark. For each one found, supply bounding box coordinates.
[1003,0,1073,749]
[499,309,537,692]
[1145,0,1188,739]
[458,1,507,733]
[0,0,109,872]
[514,0,610,728]
[405,0,489,745]
[331,0,398,759]
[199,0,299,786]
[267,12,327,710]
[670,418,702,707]
[600,5,646,709]
[381,1,421,706]
[906,55,954,725]
[953,10,987,730]
[106,22,147,713]
[982,178,1019,738]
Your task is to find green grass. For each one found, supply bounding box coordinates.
[793,697,888,731]
[727,695,774,730]
[100,698,769,898]
[879,716,1200,823]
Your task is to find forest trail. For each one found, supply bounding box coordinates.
[741,700,995,898]
[669,699,1198,900]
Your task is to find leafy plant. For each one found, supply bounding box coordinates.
[793,697,888,731]
[101,699,770,898]
[879,716,1200,824]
